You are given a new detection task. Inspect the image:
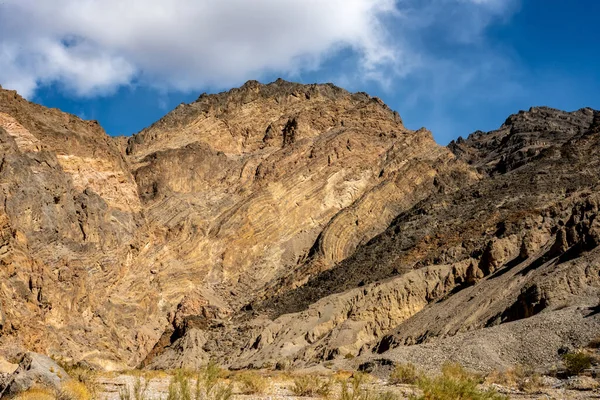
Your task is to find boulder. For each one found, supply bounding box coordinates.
[0,352,71,397]
[566,376,599,391]
[0,357,18,375]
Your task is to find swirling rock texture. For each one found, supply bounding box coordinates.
[0,81,599,374]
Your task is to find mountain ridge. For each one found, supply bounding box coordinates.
[0,80,598,374]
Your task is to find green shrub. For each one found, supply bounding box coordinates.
[291,375,332,397]
[339,373,370,400]
[163,363,232,400]
[412,363,507,400]
[235,371,269,394]
[562,351,593,376]
[389,363,419,385]
[119,376,150,400]
[195,361,232,400]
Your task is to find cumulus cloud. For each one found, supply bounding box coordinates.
[0,0,518,98]
[0,0,399,97]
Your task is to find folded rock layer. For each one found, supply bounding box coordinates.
[0,81,598,372]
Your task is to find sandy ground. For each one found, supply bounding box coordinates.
[95,372,600,400]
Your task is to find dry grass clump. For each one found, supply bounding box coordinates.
[119,376,150,400]
[389,363,419,385]
[291,374,332,397]
[164,361,232,400]
[562,351,594,376]
[337,372,399,400]
[63,365,100,398]
[235,371,270,394]
[13,387,56,400]
[485,364,544,393]
[413,363,507,400]
[58,380,92,400]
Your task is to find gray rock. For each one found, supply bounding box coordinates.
[566,376,600,391]
[0,352,71,397]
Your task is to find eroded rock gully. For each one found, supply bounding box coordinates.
[0,80,598,373]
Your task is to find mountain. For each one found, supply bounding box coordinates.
[0,81,598,374]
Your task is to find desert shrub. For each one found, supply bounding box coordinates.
[389,363,419,385]
[338,373,399,400]
[345,353,356,360]
[63,365,100,398]
[167,370,192,400]
[485,364,542,392]
[235,371,269,394]
[13,388,56,400]
[339,373,370,400]
[413,363,507,400]
[517,374,544,394]
[562,351,593,376]
[275,359,290,371]
[588,337,600,349]
[192,361,233,400]
[119,376,151,400]
[291,374,332,397]
[58,380,92,400]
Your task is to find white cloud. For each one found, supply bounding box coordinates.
[0,0,518,98]
[0,0,399,97]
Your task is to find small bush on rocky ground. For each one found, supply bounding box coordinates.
[13,387,56,400]
[562,351,593,376]
[389,363,419,385]
[235,371,269,394]
[485,364,544,393]
[291,374,332,397]
[336,372,399,400]
[62,365,100,398]
[413,363,507,400]
[119,376,150,400]
[58,380,92,400]
[191,361,233,400]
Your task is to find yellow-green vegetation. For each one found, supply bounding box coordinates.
[562,351,593,376]
[412,363,507,400]
[339,373,372,400]
[235,371,270,394]
[164,362,232,400]
[63,365,100,398]
[121,368,170,380]
[291,374,333,397]
[119,376,150,400]
[58,380,92,400]
[13,387,56,400]
[389,363,419,385]
[167,370,193,400]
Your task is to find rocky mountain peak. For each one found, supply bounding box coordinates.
[449,106,599,174]
[126,79,403,159]
[1,81,598,377]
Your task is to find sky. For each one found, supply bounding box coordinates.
[0,0,598,145]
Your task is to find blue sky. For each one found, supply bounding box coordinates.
[1,0,598,144]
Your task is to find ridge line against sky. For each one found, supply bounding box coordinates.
[0,0,599,144]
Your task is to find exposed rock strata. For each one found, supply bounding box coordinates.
[0,81,598,374]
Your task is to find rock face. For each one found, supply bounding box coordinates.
[0,352,70,397]
[0,81,598,373]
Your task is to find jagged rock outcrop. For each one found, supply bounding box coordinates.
[0,80,474,370]
[0,81,599,374]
